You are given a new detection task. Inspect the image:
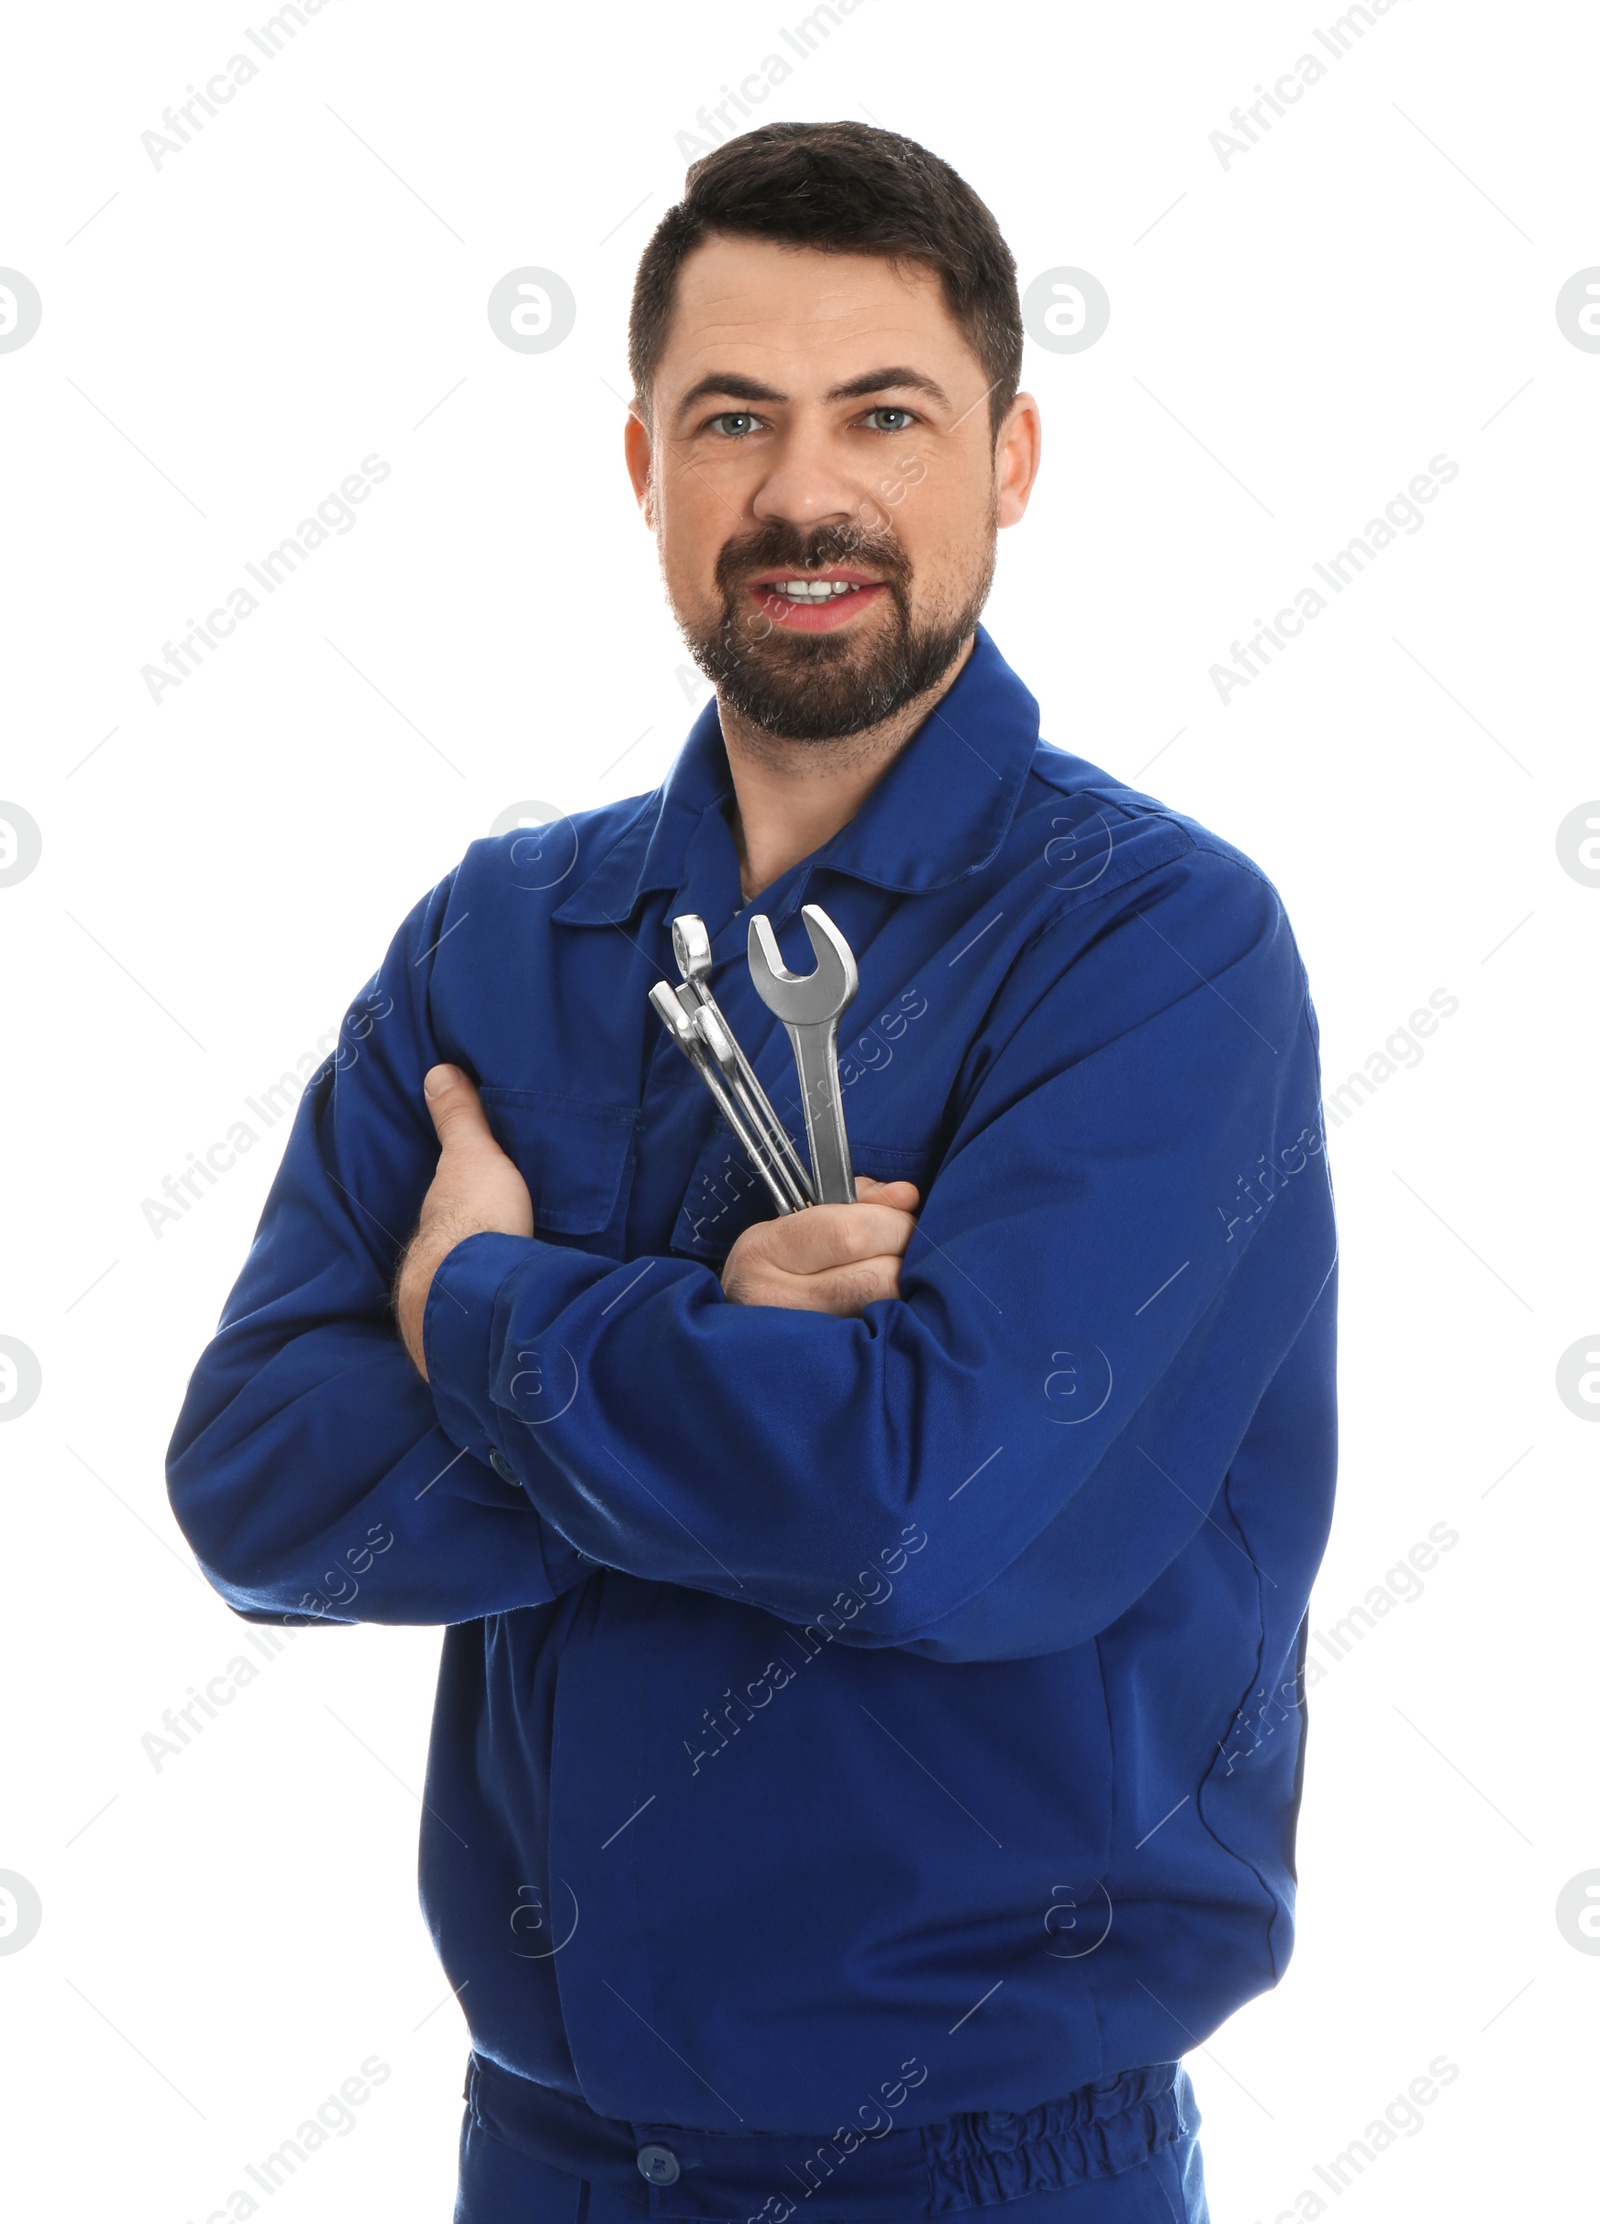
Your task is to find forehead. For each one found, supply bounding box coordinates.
[656,235,975,394]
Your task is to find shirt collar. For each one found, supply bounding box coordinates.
[552,623,1040,926]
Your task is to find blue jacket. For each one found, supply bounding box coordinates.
[168,627,1338,2160]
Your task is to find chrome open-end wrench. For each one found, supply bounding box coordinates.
[687,996,812,1213]
[747,904,859,1207]
[670,914,814,1208]
[647,981,796,1216]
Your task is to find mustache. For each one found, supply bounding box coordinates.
[714,520,912,599]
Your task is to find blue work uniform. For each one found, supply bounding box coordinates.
[167,627,1339,2223]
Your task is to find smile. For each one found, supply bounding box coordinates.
[747,574,889,631]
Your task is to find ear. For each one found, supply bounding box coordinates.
[994,392,1042,529]
[623,405,656,527]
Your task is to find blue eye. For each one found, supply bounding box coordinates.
[864,407,914,432]
[709,412,758,436]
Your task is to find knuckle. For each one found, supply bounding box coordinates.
[842,1262,892,1312]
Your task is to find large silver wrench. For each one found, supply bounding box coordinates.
[747,904,858,1207]
[670,914,814,1208]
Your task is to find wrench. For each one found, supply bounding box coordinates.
[670,914,813,1208]
[687,995,813,1213]
[746,904,858,1207]
[647,981,795,1216]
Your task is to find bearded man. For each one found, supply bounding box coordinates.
[170,119,1339,2224]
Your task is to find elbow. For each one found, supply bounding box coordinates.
[166,1427,245,1590]
[166,1424,298,1617]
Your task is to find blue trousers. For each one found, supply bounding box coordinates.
[453,2084,1210,2224]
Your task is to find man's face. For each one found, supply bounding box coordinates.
[625,237,1039,741]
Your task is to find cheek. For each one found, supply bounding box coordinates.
[899,514,995,615]
[655,489,735,612]
[884,461,992,562]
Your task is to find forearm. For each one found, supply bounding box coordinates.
[418,904,1333,1651]
[168,1315,591,1625]
[166,879,588,1629]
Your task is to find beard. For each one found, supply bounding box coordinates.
[673,514,996,743]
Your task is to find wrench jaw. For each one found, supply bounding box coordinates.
[802,904,859,1012]
[746,906,858,1024]
[671,913,713,987]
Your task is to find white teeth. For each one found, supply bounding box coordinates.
[772,579,859,600]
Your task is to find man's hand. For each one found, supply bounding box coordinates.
[721,1176,920,1316]
[395,1065,534,1378]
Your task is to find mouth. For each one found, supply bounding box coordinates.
[745,569,890,632]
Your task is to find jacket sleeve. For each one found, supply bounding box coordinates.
[422,849,1339,1660]
[165,869,593,1628]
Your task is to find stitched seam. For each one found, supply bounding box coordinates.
[1191,1468,1283,1978]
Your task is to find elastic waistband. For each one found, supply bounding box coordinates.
[465,2055,1192,2222]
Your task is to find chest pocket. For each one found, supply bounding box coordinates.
[478,1086,639,1251]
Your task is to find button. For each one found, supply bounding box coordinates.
[489,1450,518,1485]
[636,2144,680,2186]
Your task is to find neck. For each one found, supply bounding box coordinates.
[719,633,975,902]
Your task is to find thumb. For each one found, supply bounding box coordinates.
[854,1174,920,1210]
[423,1064,491,1148]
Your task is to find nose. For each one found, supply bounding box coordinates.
[749,413,870,532]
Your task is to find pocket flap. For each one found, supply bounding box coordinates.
[478,1086,638,1238]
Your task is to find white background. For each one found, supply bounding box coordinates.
[2,1,1594,2218]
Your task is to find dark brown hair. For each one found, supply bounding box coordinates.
[628,121,1022,444]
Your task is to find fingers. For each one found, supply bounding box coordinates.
[803,1255,905,1316]
[854,1175,920,1210]
[726,1249,904,1317]
[720,1181,922,1312]
[423,1064,492,1149]
[759,1201,918,1278]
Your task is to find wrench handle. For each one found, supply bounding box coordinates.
[649,982,795,1216]
[686,986,815,1206]
[789,1023,854,1206]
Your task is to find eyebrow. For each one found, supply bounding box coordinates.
[673,365,951,421]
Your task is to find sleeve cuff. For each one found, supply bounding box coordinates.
[422,1229,537,1463]
[421,1229,622,1593]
